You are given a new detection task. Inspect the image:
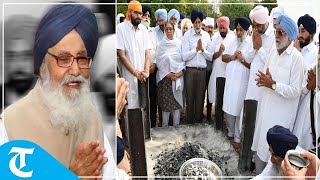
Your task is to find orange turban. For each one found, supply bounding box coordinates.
[126,1,142,20]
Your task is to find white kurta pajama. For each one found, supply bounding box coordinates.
[293,63,319,150]
[117,21,151,109]
[300,42,317,71]
[207,31,237,103]
[251,43,304,163]
[156,36,185,126]
[222,36,252,141]
[245,24,275,101]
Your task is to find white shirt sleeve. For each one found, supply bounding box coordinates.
[251,159,274,180]
[0,117,9,145]
[102,131,117,180]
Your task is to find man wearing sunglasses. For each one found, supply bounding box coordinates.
[252,14,304,174]
[0,3,117,179]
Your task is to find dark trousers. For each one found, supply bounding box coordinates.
[185,67,206,123]
[215,77,225,130]
[205,70,213,120]
[149,70,157,128]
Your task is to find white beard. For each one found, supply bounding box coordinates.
[276,37,290,50]
[237,33,247,48]
[39,64,93,131]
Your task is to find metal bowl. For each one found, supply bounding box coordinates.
[285,150,310,170]
[179,158,222,180]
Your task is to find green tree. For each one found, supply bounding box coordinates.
[253,0,277,14]
[220,0,254,29]
[116,0,213,27]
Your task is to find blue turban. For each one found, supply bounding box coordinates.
[298,14,316,35]
[168,9,180,22]
[34,3,98,75]
[267,125,298,158]
[155,9,167,21]
[190,10,204,23]
[276,14,298,41]
[235,17,250,31]
[180,13,185,21]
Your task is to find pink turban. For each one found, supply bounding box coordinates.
[249,5,269,24]
[216,16,229,28]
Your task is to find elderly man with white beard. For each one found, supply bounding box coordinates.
[182,10,212,124]
[251,14,304,174]
[0,4,115,179]
[222,17,252,152]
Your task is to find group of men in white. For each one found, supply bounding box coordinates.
[117,1,319,177]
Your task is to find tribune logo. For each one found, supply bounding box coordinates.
[8,147,35,178]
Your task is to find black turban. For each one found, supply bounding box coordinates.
[190,10,204,23]
[34,3,99,75]
[235,17,250,31]
[267,125,298,158]
[142,5,152,17]
[297,14,316,35]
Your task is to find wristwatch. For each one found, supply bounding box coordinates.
[272,81,276,90]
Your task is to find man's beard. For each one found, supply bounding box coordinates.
[220,32,227,38]
[194,24,201,33]
[237,32,248,46]
[141,19,150,28]
[39,64,93,131]
[131,17,141,26]
[276,37,290,51]
[299,35,311,49]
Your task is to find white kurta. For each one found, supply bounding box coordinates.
[117,21,151,109]
[251,43,304,162]
[223,36,253,116]
[293,63,319,150]
[207,32,237,103]
[301,42,317,71]
[156,36,185,107]
[245,24,275,101]
[0,119,119,180]
[147,27,159,64]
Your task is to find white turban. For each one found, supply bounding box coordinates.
[205,17,215,27]
[270,6,286,19]
[249,5,269,24]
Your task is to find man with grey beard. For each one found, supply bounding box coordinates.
[252,14,304,173]
[182,10,212,124]
[252,125,301,180]
[222,17,252,151]
[0,3,115,179]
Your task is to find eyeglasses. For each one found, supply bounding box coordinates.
[274,30,286,37]
[47,51,92,69]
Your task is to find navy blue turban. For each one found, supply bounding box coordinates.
[34,3,98,75]
[267,125,298,158]
[235,17,250,31]
[180,13,185,21]
[298,14,316,35]
[190,10,204,23]
[117,137,125,164]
